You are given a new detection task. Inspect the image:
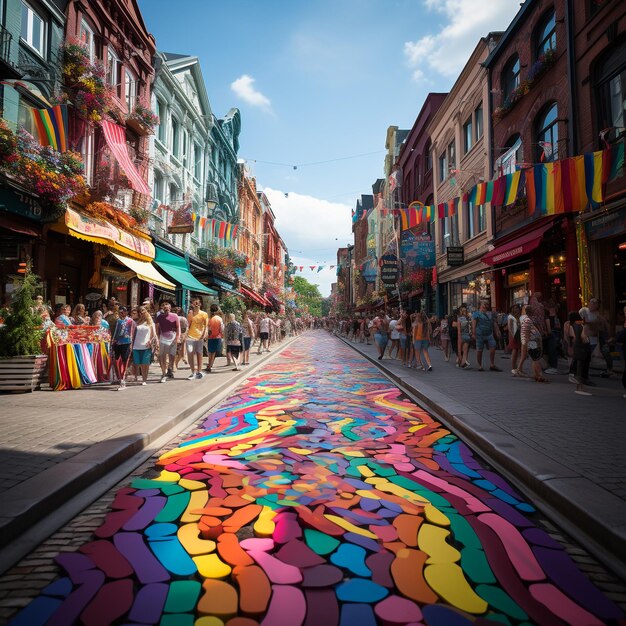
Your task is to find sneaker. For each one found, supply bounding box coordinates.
[167,369,174,379]
[187,373,196,380]
[160,376,168,383]
[461,362,471,369]
[426,366,432,372]
[233,367,240,371]
[544,368,558,375]
[118,380,126,390]
[141,381,147,386]
[568,373,578,384]
[195,372,203,380]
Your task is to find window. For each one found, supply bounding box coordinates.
[447,140,455,171]
[169,183,178,204]
[441,216,451,250]
[17,100,38,138]
[125,69,137,112]
[425,143,432,172]
[475,104,483,140]
[194,142,202,180]
[463,117,473,154]
[154,173,164,203]
[502,55,521,100]
[80,19,95,62]
[182,129,188,167]
[496,135,523,175]
[466,200,476,240]
[478,203,486,233]
[535,103,558,162]
[156,100,165,143]
[594,38,626,146]
[80,128,94,186]
[171,117,180,157]
[107,47,121,96]
[438,152,447,183]
[535,10,556,58]
[20,1,45,57]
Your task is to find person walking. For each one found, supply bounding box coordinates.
[508,304,523,376]
[155,300,181,382]
[111,306,136,390]
[440,314,451,362]
[472,300,501,372]
[174,307,189,372]
[387,313,400,359]
[371,313,389,360]
[186,297,208,380]
[579,298,614,379]
[241,310,255,365]
[457,304,472,369]
[413,311,433,371]
[225,313,244,371]
[544,299,561,375]
[206,304,224,373]
[521,304,548,383]
[566,310,591,393]
[132,306,156,385]
[257,313,271,353]
[397,310,409,366]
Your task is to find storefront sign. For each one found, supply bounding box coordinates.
[447,246,464,266]
[361,259,378,283]
[401,230,435,271]
[65,208,155,260]
[0,186,44,221]
[585,207,626,241]
[379,254,400,286]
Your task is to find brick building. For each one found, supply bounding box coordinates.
[483,0,580,313]
[569,0,626,326]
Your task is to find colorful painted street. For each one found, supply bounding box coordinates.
[7,333,624,626]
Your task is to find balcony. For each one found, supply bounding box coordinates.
[0,23,19,78]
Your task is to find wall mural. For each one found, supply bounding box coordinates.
[11,335,623,625]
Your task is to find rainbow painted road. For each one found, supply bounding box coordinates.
[11,333,624,625]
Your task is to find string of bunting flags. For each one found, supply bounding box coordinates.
[352,141,624,229]
[292,265,336,272]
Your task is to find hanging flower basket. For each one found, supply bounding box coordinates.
[126,103,159,135]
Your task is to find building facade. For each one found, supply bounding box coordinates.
[483,0,580,314]
[431,36,496,313]
[236,166,263,290]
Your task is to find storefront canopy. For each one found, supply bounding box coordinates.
[154,246,217,295]
[63,208,155,261]
[481,221,554,266]
[240,285,269,307]
[110,252,175,291]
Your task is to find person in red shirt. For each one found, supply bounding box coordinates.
[155,300,180,383]
[205,304,224,373]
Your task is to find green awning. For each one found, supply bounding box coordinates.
[154,246,217,295]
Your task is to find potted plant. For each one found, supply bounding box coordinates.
[0,261,47,392]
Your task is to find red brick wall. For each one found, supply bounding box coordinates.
[489,0,570,170]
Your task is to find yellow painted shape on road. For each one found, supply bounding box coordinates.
[369,479,430,504]
[155,470,180,482]
[324,514,378,539]
[193,553,232,579]
[357,465,375,478]
[178,523,217,555]
[181,490,208,523]
[424,503,451,526]
[179,478,206,491]
[254,506,276,537]
[409,424,429,432]
[289,447,314,456]
[194,617,224,626]
[418,523,461,564]
[356,489,381,500]
[424,563,488,614]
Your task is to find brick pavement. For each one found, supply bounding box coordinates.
[339,332,626,574]
[0,340,293,558]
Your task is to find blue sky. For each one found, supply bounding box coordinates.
[138,0,521,295]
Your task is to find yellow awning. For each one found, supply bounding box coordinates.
[111,252,176,290]
[64,208,155,261]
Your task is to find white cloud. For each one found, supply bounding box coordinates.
[263,188,353,297]
[230,74,272,110]
[404,1,521,82]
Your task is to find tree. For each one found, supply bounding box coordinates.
[292,276,323,317]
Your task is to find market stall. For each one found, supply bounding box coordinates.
[46,324,111,391]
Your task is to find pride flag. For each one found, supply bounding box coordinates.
[31,104,68,152]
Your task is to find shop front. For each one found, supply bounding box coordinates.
[484,216,580,314]
[437,258,490,314]
[583,202,626,328]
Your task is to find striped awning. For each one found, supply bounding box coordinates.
[101,119,151,195]
[110,252,175,290]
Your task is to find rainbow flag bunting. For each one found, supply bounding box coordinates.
[31,104,68,152]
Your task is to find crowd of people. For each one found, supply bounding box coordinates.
[327,294,626,396]
[43,296,308,391]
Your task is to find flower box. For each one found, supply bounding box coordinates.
[0,355,47,393]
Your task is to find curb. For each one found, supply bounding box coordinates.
[0,335,298,564]
[337,334,626,579]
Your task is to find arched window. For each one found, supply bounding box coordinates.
[594,37,626,146]
[535,10,556,58]
[535,103,558,162]
[502,55,521,101]
[496,134,523,175]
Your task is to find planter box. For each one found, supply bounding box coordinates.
[0,355,47,393]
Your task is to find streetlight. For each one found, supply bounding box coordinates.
[205,183,219,211]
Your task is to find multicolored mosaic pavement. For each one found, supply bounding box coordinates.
[10,334,624,625]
